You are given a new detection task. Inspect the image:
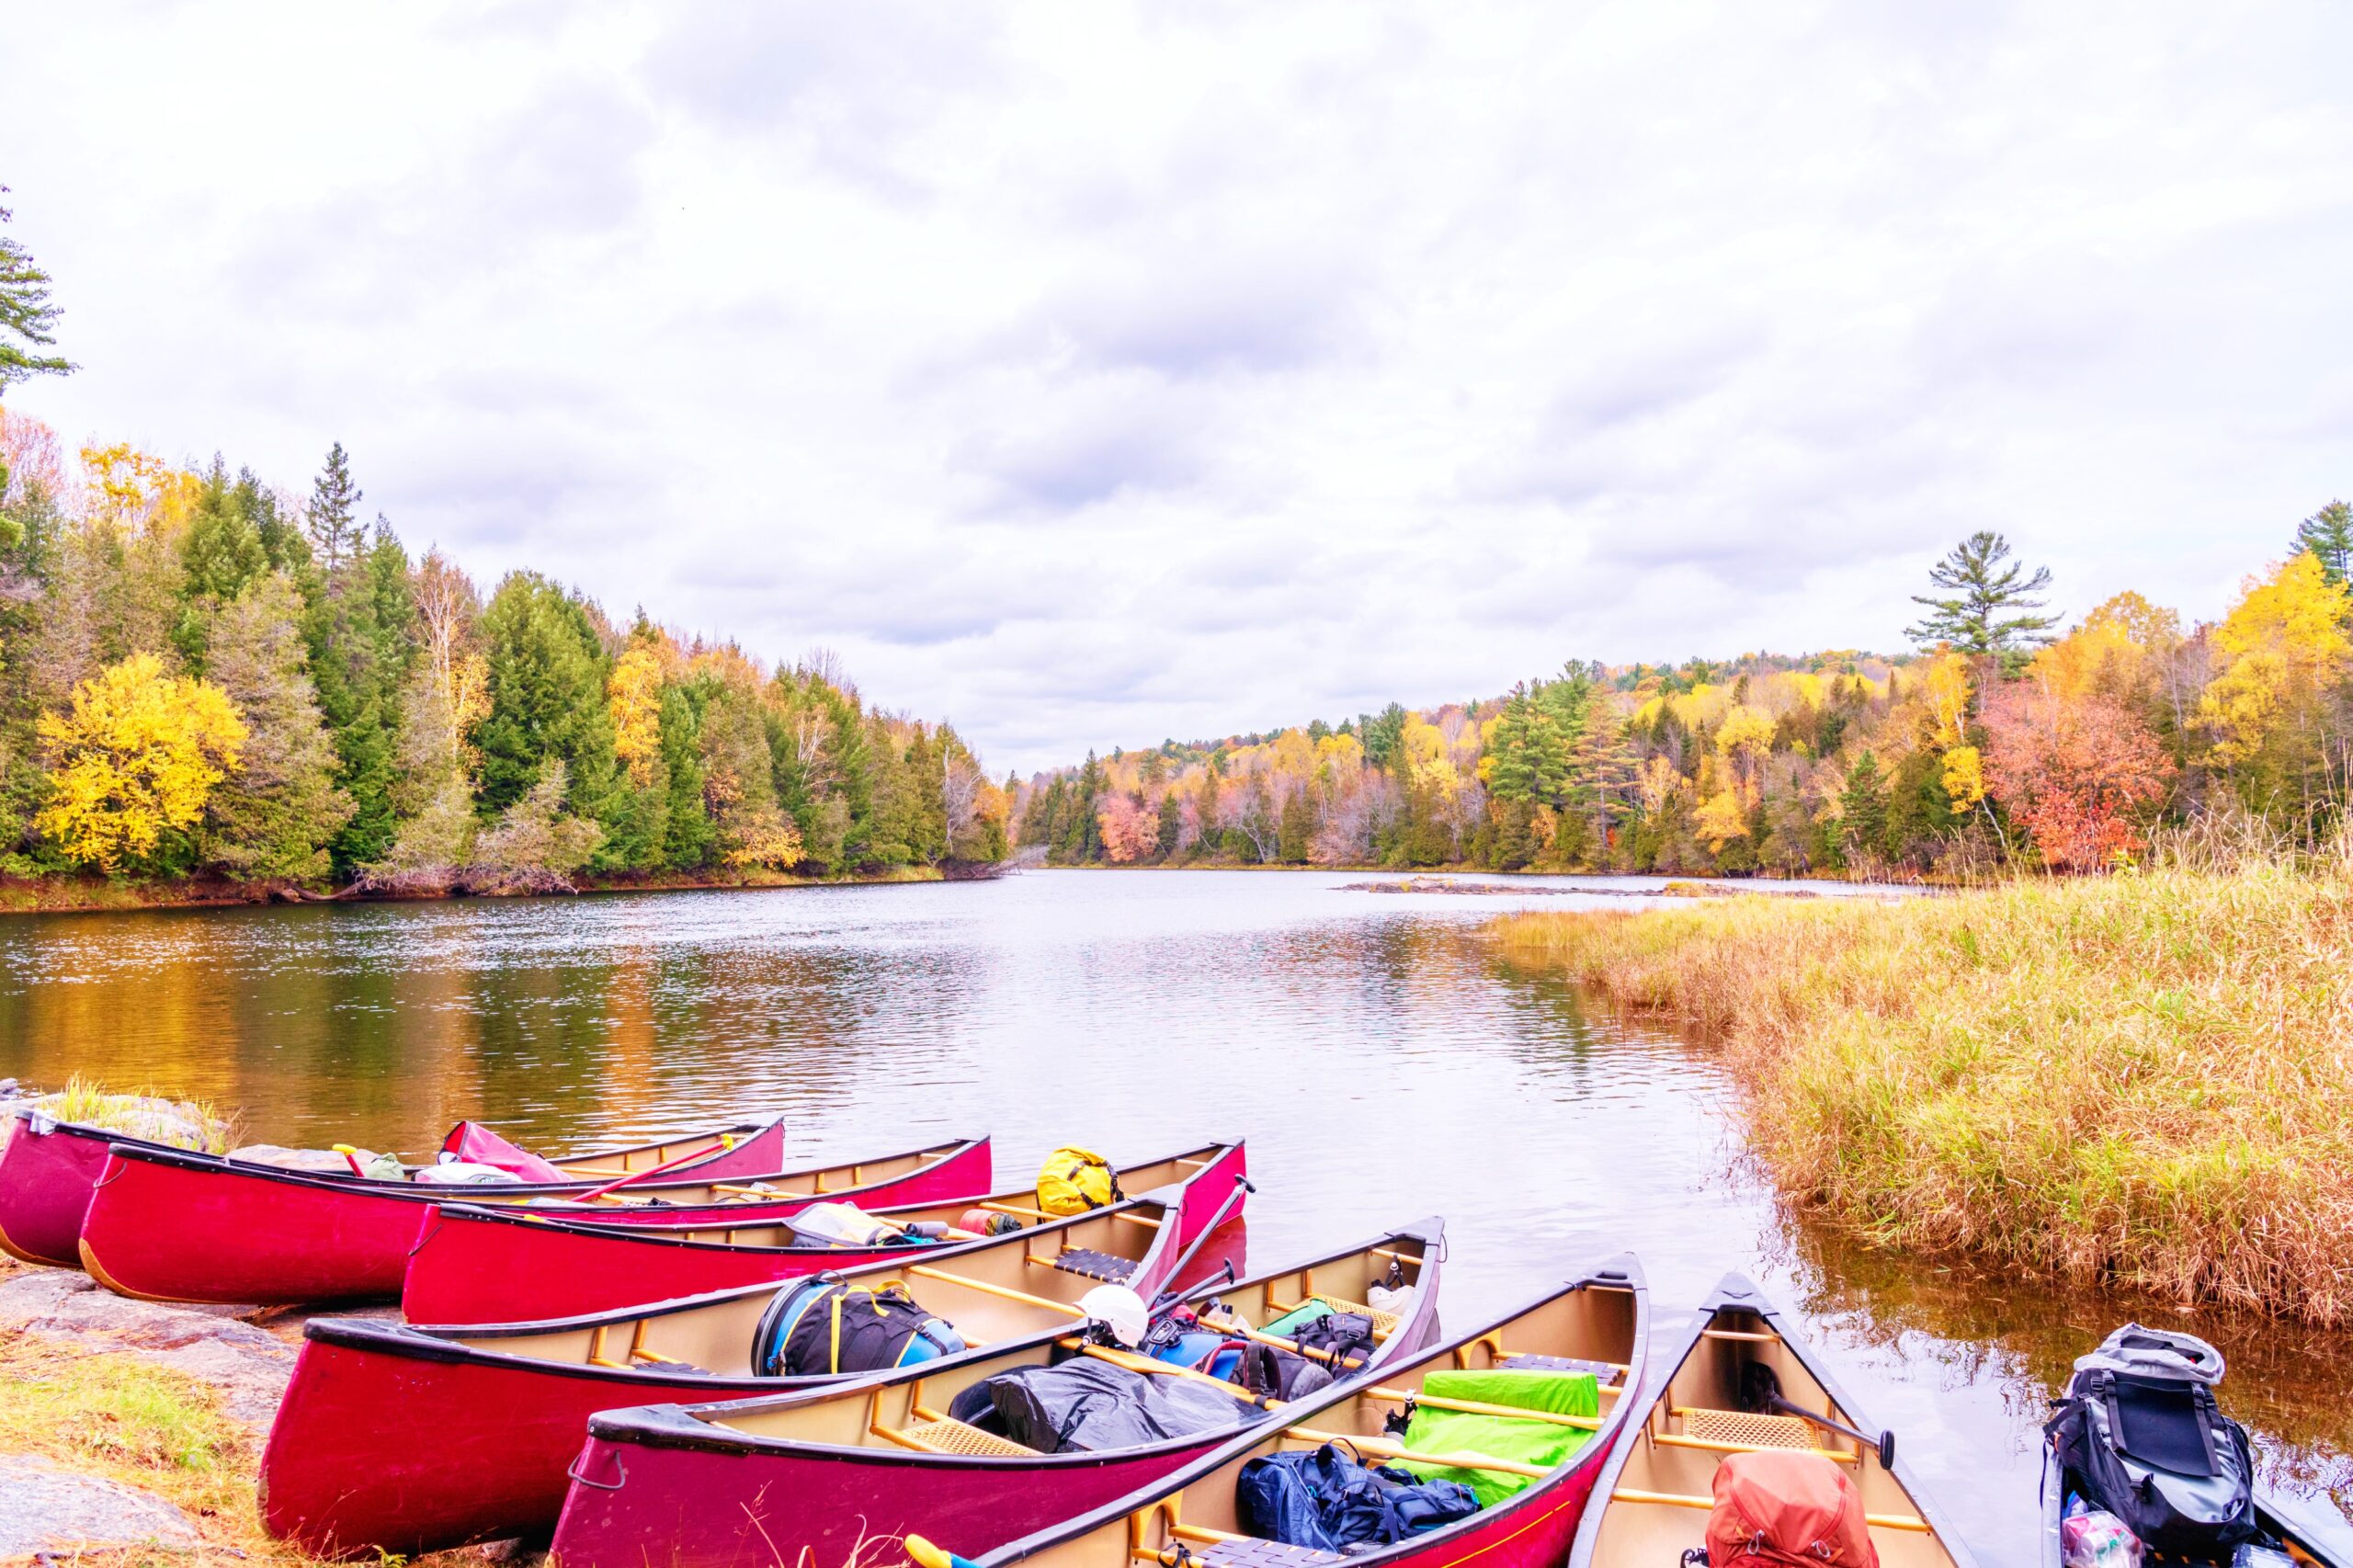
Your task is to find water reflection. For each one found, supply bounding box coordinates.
[0,869,2345,1562]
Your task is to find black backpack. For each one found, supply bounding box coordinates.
[2047,1364,2261,1558]
[751,1275,964,1377]
[1237,1442,1478,1551]
[1291,1311,1378,1371]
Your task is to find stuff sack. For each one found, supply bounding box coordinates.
[750,1275,965,1377]
[1037,1147,1121,1216]
[949,1357,1257,1453]
[438,1121,569,1183]
[786,1202,936,1249]
[1703,1449,1879,1568]
[2046,1324,2259,1558]
[1237,1442,1479,1551]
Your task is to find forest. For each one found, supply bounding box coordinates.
[0,410,1009,899]
[1016,519,2353,878]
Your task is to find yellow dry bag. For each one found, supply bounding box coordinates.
[1037,1147,1120,1216]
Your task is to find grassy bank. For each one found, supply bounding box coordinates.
[1491,866,2353,1324]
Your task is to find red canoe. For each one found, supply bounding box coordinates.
[77,1133,985,1306]
[549,1217,1440,1568]
[0,1108,784,1271]
[259,1154,1250,1558]
[908,1253,1647,1568]
[403,1142,1244,1324]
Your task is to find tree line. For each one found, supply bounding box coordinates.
[1017,519,2353,878]
[0,415,1008,892]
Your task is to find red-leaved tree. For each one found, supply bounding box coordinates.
[1982,682,2174,871]
[1097,793,1156,863]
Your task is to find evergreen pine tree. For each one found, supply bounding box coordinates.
[0,190,72,393]
[472,571,620,827]
[305,443,363,574]
[2291,499,2353,586]
[1905,531,2059,656]
[1837,751,1890,866]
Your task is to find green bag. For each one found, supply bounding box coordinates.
[1394,1369,1599,1506]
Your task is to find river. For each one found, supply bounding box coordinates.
[1,868,2346,1563]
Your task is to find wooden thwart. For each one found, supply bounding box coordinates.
[1368,1385,1600,1431]
[1284,1427,1550,1480]
[1608,1488,1928,1533]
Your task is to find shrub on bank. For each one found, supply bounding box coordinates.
[1490,867,2353,1324]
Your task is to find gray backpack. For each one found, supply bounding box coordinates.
[2046,1324,2261,1558]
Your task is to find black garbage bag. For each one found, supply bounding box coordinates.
[949,1357,1260,1454]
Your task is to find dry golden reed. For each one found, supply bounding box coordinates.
[1490,867,2353,1324]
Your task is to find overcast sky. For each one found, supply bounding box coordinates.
[6,3,2348,772]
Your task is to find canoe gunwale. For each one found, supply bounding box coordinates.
[422,1139,1233,1253]
[1564,1271,1981,1568]
[574,1217,1450,1471]
[975,1252,1649,1568]
[87,1120,789,1201]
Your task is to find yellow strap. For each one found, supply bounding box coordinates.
[830,1292,844,1374]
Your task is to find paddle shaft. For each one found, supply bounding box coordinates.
[572,1136,733,1201]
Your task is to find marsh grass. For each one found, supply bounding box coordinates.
[1490,865,2353,1324]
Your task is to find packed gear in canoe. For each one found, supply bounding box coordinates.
[74,1133,987,1306]
[547,1220,1442,1568]
[902,1253,1645,1568]
[398,1142,1245,1324]
[258,1164,1252,1557]
[1567,1272,1975,1568]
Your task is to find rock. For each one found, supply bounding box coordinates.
[0,1453,201,1557]
[0,1078,20,1100]
[0,1270,294,1426]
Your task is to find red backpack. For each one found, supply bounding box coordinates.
[1702,1450,1880,1567]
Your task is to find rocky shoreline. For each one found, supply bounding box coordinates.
[0,1256,414,1563]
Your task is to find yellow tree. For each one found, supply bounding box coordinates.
[2198,554,2353,824]
[608,642,665,789]
[37,653,247,870]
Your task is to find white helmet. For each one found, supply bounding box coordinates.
[1077,1285,1149,1347]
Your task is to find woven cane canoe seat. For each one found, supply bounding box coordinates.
[900,1416,1036,1458]
[1679,1407,1819,1450]
[1052,1247,1138,1283]
[1200,1542,1345,1568]
[1309,1295,1399,1337]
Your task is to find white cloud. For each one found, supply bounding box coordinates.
[6,0,2347,770]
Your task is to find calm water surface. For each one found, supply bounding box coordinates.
[2,869,2347,1562]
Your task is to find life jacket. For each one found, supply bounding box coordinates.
[750,1276,965,1377]
[1702,1450,1879,1567]
[1037,1147,1121,1216]
[2045,1324,2259,1558]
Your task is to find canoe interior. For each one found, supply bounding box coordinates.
[436,1197,1185,1380]
[476,1136,973,1214]
[529,1142,1227,1246]
[994,1271,1641,1568]
[533,1124,760,1178]
[680,1228,1438,1458]
[1587,1301,1959,1568]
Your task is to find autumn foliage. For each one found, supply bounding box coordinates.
[36,653,247,871]
[1982,682,2172,870]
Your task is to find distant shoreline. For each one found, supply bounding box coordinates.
[0,864,983,918]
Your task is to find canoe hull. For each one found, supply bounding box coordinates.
[261,1174,1247,1555]
[400,1136,1001,1324]
[73,1123,846,1306]
[554,1425,1232,1568]
[0,1113,116,1267]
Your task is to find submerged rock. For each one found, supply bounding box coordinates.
[0,1453,201,1557]
[0,1269,294,1425]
